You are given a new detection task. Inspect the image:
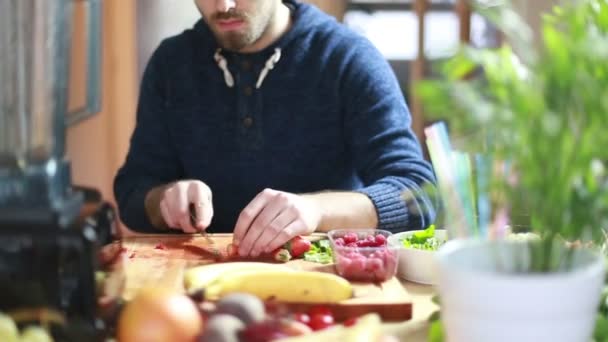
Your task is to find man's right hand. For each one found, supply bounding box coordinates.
[146,180,213,233]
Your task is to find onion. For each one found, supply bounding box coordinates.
[117,287,203,342]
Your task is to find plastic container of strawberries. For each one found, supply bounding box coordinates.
[328,229,399,282]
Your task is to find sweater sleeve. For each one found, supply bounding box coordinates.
[113,42,183,233]
[341,39,438,232]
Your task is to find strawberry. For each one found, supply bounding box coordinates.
[226,243,239,258]
[284,236,311,258]
[272,248,292,262]
[343,233,358,244]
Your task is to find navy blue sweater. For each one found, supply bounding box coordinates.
[114,1,437,233]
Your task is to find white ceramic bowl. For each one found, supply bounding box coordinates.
[387,229,447,285]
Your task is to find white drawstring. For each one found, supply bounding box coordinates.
[256,48,281,89]
[213,48,282,89]
[214,49,235,87]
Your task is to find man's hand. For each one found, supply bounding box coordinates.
[146,180,213,233]
[233,189,321,257]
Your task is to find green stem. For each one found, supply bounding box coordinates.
[530,240,542,272]
[542,233,556,272]
[564,245,576,271]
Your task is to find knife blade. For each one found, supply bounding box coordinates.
[189,202,215,246]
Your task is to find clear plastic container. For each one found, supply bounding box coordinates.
[328,229,399,282]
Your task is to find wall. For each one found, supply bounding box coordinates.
[304,0,347,21]
[136,0,200,79]
[66,0,138,235]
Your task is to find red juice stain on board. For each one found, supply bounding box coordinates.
[154,243,167,250]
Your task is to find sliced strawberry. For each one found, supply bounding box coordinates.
[284,236,311,258]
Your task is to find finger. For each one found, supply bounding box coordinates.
[172,184,196,232]
[179,214,197,234]
[201,203,214,230]
[265,220,306,254]
[188,183,212,230]
[190,202,213,231]
[190,202,205,230]
[250,209,297,257]
[165,186,185,227]
[162,187,179,228]
[160,199,178,229]
[238,193,286,257]
[233,189,275,244]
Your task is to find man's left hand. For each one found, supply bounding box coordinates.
[233,189,321,257]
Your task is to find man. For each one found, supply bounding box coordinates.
[114,0,436,257]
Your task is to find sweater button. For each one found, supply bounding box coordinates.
[243,116,254,128]
[244,86,253,96]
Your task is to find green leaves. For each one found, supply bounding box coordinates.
[442,48,478,81]
[472,0,535,64]
[592,0,608,32]
[595,285,608,341]
[418,0,608,271]
[409,224,436,244]
[303,239,333,264]
[401,225,446,251]
[429,320,445,342]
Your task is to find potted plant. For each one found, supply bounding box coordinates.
[416,0,608,340]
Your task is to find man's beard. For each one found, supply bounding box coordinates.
[216,29,257,51]
[209,7,273,51]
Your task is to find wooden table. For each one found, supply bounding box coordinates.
[386,282,436,341]
[103,233,437,340]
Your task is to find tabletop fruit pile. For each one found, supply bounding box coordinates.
[116,287,383,342]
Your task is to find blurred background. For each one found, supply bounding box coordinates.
[63,0,556,234]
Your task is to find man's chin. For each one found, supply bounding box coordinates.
[217,35,252,52]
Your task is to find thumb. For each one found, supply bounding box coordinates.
[201,204,213,229]
[190,201,212,230]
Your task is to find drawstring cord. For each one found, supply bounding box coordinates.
[214,49,235,87]
[255,48,281,89]
[214,48,282,89]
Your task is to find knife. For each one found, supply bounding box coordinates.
[189,203,215,246]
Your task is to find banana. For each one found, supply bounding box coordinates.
[0,313,19,342]
[184,262,292,292]
[204,270,353,303]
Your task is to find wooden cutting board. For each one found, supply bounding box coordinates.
[103,233,413,322]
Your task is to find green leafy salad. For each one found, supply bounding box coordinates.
[401,225,445,251]
[303,239,333,264]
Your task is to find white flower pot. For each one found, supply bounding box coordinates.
[435,239,606,342]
